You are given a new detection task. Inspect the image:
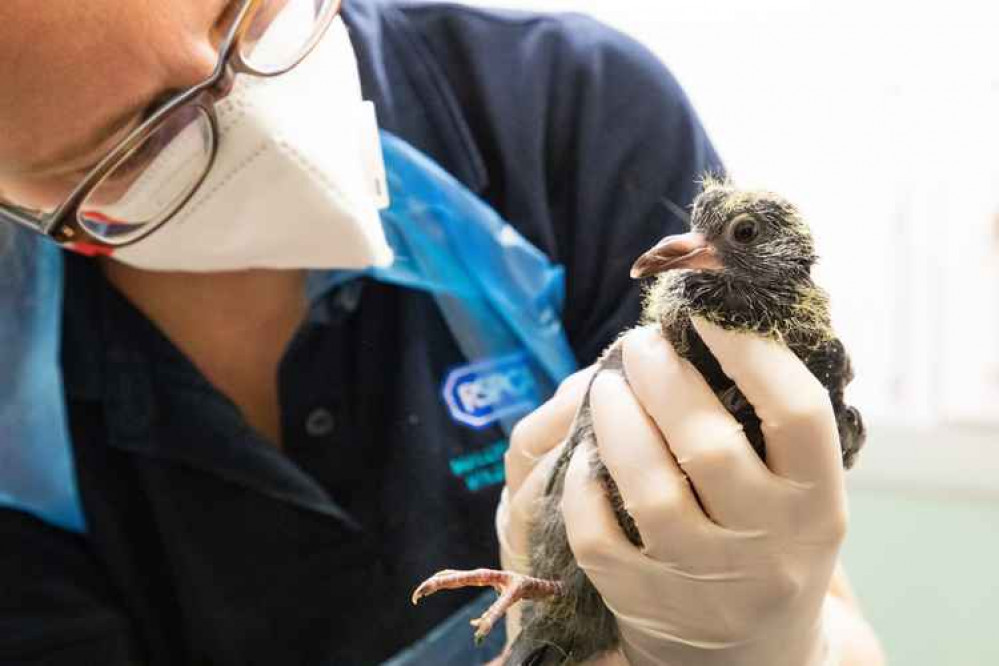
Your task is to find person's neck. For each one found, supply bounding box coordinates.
[101,259,310,448]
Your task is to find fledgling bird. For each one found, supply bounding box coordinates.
[412,177,866,665]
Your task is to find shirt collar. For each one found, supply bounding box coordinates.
[60,256,360,528]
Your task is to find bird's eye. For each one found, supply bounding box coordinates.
[728,216,760,244]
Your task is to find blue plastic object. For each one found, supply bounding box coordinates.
[0,131,577,535]
[0,230,85,533]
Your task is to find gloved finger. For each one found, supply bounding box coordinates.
[500,441,565,571]
[621,326,778,530]
[561,443,637,572]
[496,489,531,573]
[691,317,842,487]
[506,366,596,495]
[588,369,718,561]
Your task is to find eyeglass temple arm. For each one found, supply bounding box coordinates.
[0,204,53,237]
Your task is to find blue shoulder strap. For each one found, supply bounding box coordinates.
[0,131,577,535]
[0,230,85,532]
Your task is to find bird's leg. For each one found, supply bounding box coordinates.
[411,568,564,644]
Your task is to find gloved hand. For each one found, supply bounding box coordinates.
[560,319,847,666]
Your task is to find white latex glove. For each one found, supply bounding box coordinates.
[561,319,848,666]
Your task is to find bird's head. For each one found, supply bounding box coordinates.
[632,177,820,331]
[632,176,817,283]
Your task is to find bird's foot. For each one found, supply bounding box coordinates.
[411,568,564,644]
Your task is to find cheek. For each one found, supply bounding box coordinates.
[0,175,80,214]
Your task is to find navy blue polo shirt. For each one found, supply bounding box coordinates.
[0,1,721,664]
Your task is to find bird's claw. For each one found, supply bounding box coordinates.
[469,615,496,644]
[411,569,463,605]
[410,568,564,642]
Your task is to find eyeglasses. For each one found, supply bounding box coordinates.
[0,0,343,251]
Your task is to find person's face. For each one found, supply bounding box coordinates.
[0,0,236,211]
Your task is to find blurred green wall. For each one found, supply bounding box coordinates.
[843,488,998,665]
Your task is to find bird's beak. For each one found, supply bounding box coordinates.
[629,232,722,278]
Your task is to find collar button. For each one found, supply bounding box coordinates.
[305,407,336,438]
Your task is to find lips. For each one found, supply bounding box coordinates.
[630,231,722,278]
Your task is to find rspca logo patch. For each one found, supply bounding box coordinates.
[442,353,538,429]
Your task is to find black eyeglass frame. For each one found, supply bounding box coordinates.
[0,0,342,249]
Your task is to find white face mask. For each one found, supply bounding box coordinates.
[111,17,392,272]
